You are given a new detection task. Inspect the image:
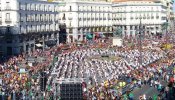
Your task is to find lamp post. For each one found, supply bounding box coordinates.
[138,16,143,67]
[165,18,168,54]
[162,18,169,54]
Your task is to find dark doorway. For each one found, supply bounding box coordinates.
[59,24,67,43]
[7,47,12,55]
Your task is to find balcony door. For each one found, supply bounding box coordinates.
[6,13,10,20]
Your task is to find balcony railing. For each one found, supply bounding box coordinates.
[5,19,12,23]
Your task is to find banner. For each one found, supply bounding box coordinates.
[112,37,123,47]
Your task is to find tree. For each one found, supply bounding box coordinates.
[161,22,169,31]
[113,27,122,38]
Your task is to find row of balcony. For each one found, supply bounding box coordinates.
[62,17,106,20]
[20,29,59,34]
[0,19,12,24]
[0,18,60,24]
[2,5,58,12]
[78,18,112,20]
[59,8,111,12]
[113,16,160,20]
[77,24,112,28]
[20,4,58,12]
[78,16,112,18]
[78,9,111,12]
[25,19,57,22]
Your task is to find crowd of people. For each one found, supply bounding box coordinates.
[0,35,175,99]
[50,39,175,99]
[0,47,56,99]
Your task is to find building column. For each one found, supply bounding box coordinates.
[42,35,45,51]
[28,44,31,55]
[56,32,59,45]
[122,26,125,38]
[73,28,78,42]
[51,33,54,39]
[46,34,49,41]
[127,25,130,38]
[33,38,36,52]
[23,40,26,54]
[66,29,70,43]
[133,26,136,38]
[80,28,83,41]
[131,26,135,38]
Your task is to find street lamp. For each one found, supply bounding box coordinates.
[138,16,143,67]
[162,18,169,53]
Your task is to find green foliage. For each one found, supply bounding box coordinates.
[114,27,122,37]
[161,22,169,30]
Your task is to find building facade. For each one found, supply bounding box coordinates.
[161,0,174,33]
[112,0,168,38]
[56,0,113,43]
[0,0,59,56]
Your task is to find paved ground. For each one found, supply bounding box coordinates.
[132,64,174,99]
[132,85,159,99]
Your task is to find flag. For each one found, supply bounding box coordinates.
[153,94,157,100]
[47,85,51,91]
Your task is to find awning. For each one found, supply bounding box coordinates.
[36,43,43,47]
[86,33,93,40]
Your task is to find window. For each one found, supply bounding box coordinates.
[0,13,2,19]
[48,5,50,11]
[25,3,27,10]
[31,25,33,32]
[6,2,10,10]
[25,14,27,21]
[7,27,10,32]
[40,14,42,21]
[43,5,46,11]
[34,4,36,11]
[26,25,28,32]
[156,13,159,19]
[6,2,10,6]
[63,13,65,20]
[6,13,10,19]
[19,13,22,22]
[70,6,72,11]
[70,22,71,27]
[19,2,22,10]
[35,14,37,21]
[20,25,22,33]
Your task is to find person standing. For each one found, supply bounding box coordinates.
[12,90,16,100]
